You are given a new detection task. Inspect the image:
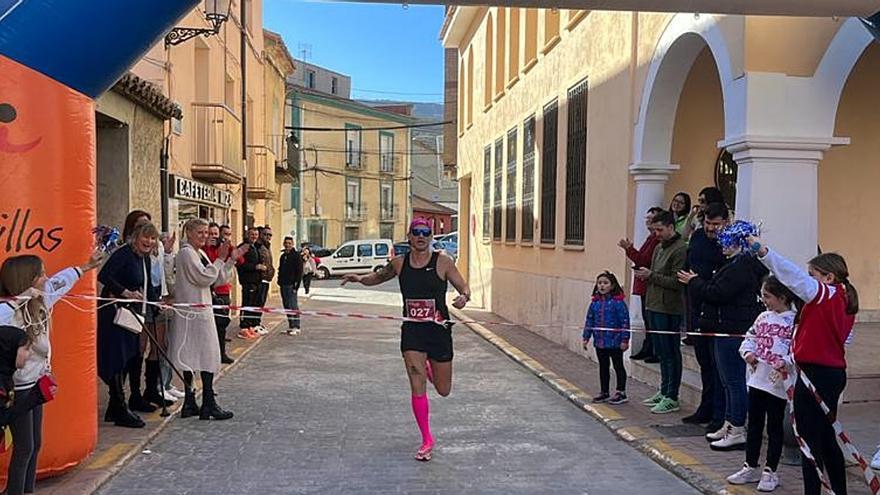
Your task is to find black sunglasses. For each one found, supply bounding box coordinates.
[410,227,432,237]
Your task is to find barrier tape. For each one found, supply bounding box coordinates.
[0,292,765,339]
[785,368,880,495]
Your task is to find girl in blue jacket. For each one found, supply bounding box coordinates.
[583,271,630,405]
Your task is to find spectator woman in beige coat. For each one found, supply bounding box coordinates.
[169,218,248,421]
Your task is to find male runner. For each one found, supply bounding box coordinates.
[342,218,470,462]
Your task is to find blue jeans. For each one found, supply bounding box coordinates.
[280,285,300,329]
[714,336,747,426]
[648,311,682,401]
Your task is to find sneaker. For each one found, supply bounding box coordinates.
[292,328,301,335]
[650,397,680,414]
[757,468,779,492]
[710,425,747,451]
[162,390,179,402]
[166,386,185,399]
[871,446,880,471]
[726,463,761,485]
[592,393,610,403]
[706,421,731,442]
[237,329,254,340]
[254,326,269,336]
[642,391,664,406]
[608,392,629,405]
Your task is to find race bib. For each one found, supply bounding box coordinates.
[406,299,440,322]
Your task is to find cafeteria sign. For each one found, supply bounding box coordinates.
[171,175,233,208]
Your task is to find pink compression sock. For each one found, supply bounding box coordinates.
[411,394,434,448]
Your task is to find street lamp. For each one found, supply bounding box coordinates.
[165,0,232,47]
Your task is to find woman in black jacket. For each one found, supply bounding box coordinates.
[678,221,767,452]
[97,221,161,428]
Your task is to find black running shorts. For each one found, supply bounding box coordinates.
[400,322,453,362]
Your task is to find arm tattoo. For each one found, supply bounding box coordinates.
[377,261,396,282]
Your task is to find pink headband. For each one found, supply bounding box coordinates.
[409,218,432,230]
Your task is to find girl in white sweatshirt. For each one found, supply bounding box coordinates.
[726,275,800,492]
[0,251,102,495]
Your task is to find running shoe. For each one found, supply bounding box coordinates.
[650,397,680,414]
[706,421,732,442]
[710,426,746,451]
[642,391,664,406]
[254,326,269,336]
[237,329,257,340]
[415,444,433,462]
[757,468,779,492]
[592,393,610,403]
[726,463,761,485]
[162,390,179,402]
[608,392,629,405]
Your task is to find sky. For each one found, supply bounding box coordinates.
[263,0,446,104]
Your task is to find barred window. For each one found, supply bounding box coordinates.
[505,127,518,242]
[522,116,536,242]
[565,78,588,245]
[483,145,491,240]
[540,101,558,244]
[493,138,504,241]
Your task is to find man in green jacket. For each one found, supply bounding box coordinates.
[635,209,687,414]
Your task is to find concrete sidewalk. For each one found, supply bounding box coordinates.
[454,307,879,495]
[35,295,297,494]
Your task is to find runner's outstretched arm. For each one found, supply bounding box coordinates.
[341,258,400,287]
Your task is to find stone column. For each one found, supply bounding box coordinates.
[627,163,678,350]
[722,135,848,268]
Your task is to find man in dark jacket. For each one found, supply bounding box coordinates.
[236,227,264,339]
[619,206,664,362]
[681,202,728,427]
[278,236,304,335]
[253,226,275,335]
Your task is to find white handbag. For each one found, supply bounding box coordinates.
[113,257,148,334]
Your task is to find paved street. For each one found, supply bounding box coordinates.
[98,289,698,494]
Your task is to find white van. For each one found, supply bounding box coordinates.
[315,239,394,279]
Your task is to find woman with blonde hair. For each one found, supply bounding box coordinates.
[0,249,102,495]
[169,218,248,420]
[97,221,161,428]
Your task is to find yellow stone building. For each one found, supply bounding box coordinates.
[131,0,293,244]
[288,86,413,249]
[442,8,880,354]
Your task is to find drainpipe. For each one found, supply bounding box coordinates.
[160,136,170,232]
[240,0,248,236]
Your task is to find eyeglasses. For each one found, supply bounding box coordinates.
[410,228,432,237]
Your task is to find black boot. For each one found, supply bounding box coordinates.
[143,360,174,407]
[199,371,233,420]
[127,357,157,413]
[180,371,200,418]
[108,374,145,428]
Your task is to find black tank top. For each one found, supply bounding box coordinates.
[399,252,449,328]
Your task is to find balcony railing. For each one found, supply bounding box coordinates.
[191,103,243,184]
[345,202,367,222]
[246,145,277,200]
[379,154,401,175]
[268,134,295,183]
[380,204,400,221]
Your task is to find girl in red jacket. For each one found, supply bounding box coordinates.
[749,236,857,495]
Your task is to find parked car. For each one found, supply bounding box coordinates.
[315,239,394,279]
[393,242,411,256]
[301,242,333,258]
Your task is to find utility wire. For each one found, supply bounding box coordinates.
[287,121,451,132]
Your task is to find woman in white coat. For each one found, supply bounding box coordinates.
[169,218,248,420]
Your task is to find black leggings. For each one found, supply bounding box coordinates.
[596,348,626,394]
[746,387,786,471]
[7,402,43,495]
[795,364,847,495]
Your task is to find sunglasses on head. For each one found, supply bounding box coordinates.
[410,227,432,237]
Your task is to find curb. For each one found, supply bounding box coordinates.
[77,316,285,495]
[451,307,743,495]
